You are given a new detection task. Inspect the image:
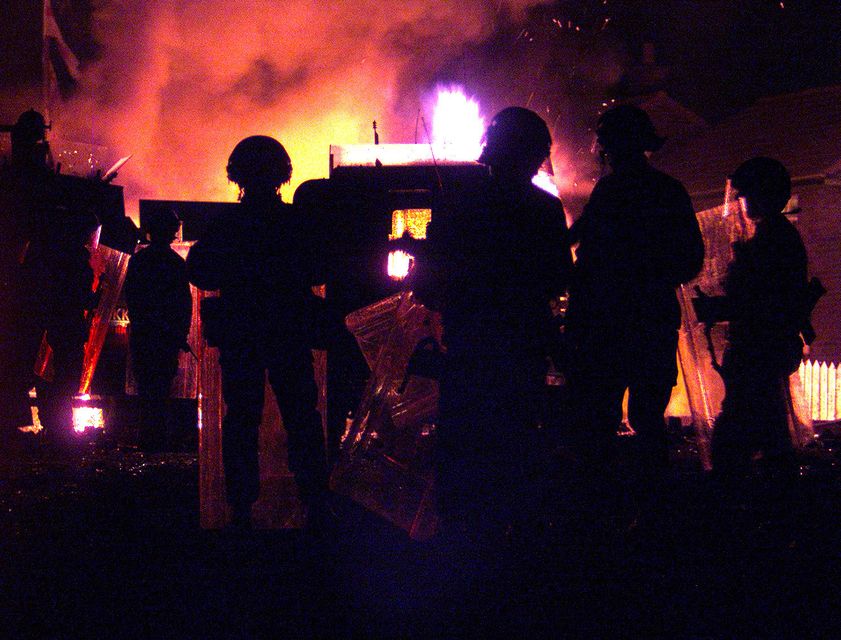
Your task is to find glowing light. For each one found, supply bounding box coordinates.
[532,169,560,198]
[73,406,105,433]
[431,88,484,161]
[330,144,473,167]
[390,209,431,240]
[723,178,733,218]
[72,394,105,433]
[387,250,414,281]
[28,393,105,433]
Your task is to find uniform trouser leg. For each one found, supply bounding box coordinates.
[268,351,328,505]
[757,376,796,466]
[219,351,264,510]
[435,340,545,539]
[626,380,674,516]
[713,350,796,476]
[714,367,795,476]
[134,348,179,451]
[0,324,40,432]
[38,342,84,441]
[326,332,368,467]
[627,380,673,475]
[566,374,625,468]
[137,381,171,451]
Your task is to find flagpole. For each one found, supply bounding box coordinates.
[42,0,51,121]
[42,0,81,123]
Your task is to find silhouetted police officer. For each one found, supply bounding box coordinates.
[414,107,573,539]
[124,206,192,452]
[187,136,328,529]
[565,105,703,487]
[0,110,61,445]
[34,208,99,445]
[695,158,809,477]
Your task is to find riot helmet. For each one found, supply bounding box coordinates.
[730,157,791,217]
[478,107,552,174]
[596,105,664,155]
[11,109,49,147]
[145,206,181,244]
[226,135,292,193]
[10,109,51,168]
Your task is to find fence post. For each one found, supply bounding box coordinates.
[820,361,829,421]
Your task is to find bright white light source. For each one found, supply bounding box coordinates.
[387,250,414,281]
[72,395,104,433]
[28,392,105,434]
[432,88,484,161]
[73,406,104,433]
[532,169,560,198]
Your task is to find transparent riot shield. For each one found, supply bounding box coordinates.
[330,292,441,541]
[33,242,131,394]
[80,244,131,394]
[196,291,227,529]
[677,197,813,470]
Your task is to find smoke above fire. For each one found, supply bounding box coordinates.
[53,0,623,216]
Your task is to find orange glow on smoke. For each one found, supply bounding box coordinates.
[50,3,557,218]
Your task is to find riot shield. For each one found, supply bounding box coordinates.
[331,292,441,541]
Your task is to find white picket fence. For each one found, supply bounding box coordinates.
[799,360,841,422]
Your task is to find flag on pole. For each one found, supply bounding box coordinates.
[42,0,80,114]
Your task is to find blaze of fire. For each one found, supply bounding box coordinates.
[431,88,485,161]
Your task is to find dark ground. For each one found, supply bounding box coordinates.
[1,425,841,639]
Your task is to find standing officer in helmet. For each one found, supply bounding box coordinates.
[695,158,809,478]
[0,110,55,443]
[34,208,100,447]
[565,105,703,504]
[124,206,192,452]
[187,136,328,530]
[413,107,573,540]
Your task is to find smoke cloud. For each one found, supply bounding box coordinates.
[56,0,559,215]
